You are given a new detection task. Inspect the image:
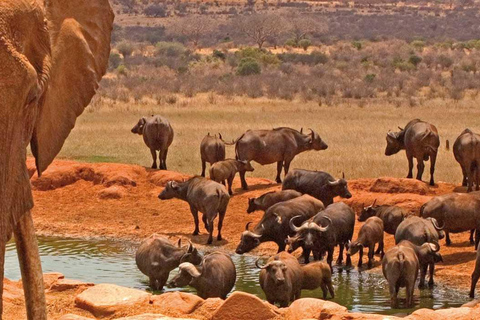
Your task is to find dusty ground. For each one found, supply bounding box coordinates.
[5,158,477,318]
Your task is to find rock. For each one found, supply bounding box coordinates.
[97,186,127,199]
[369,177,429,195]
[49,279,94,292]
[148,171,191,187]
[75,284,151,317]
[404,307,480,320]
[150,292,204,315]
[42,272,65,288]
[58,315,95,320]
[327,313,399,320]
[115,314,195,320]
[3,278,24,302]
[283,298,348,320]
[462,299,480,308]
[212,292,278,320]
[190,298,224,319]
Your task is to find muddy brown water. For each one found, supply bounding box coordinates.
[5,236,469,315]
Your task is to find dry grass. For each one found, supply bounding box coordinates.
[45,95,480,185]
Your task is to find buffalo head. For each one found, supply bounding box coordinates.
[238,160,255,172]
[385,131,403,156]
[358,199,377,222]
[346,240,363,256]
[131,117,147,135]
[308,129,328,151]
[168,262,201,288]
[235,222,262,254]
[179,240,203,265]
[158,181,181,200]
[288,216,331,251]
[246,198,258,214]
[426,217,445,240]
[420,241,443,263]
[256,257,287,285]
[327,177,352,199]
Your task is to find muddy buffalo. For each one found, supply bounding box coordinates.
[247,190,303,214]
[282,169,352,206]
[135,235,202,290]
[382,243,419,308]
[200,133,227,177]
[158,177,230,244]
[235,127,328,189]
[453,129,480,192]
[358,200,405,235]
[236,195,324,254]
[169,252,236,299]
[131,115,174,170]
[385,119,439,186]
[420,192,480,248]
[256,251,304,307]
[287,202,355,266]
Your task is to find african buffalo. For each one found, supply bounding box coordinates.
[382,243,419,308]
[235,127,328,189]
[453,129,480,192]
[247,190,302,214]
[209,159,254,195]
[158,177,230,244]
[235,195,324,254]
[347,216,384,268]
[169,252,236,299]
[470,244,480,298]
[395,216,445,246]
[358,200,405,235]
[301,261,335,299]
[287,202,355,267]
[282,169,352,206]
[420,192,480,248]
[131,115,174,170]
[135,235,202,290]
[385,119,439,186]
[256,251,303,307]
[398,240,443,288]
[200,133,227,177]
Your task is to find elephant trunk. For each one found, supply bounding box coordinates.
[14,211,47,320]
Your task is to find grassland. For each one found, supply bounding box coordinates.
[47,95,480,185]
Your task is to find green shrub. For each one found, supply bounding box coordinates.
[285,39,298,47]
[116,65,128,76]
[213,49,226,60]
[352,41,362,50]
[364,73,376,83]
[408,55,422,66]
[155,42,187,57]
[116,41,134,57]
[411,40,425,50]
[236,57,261,76]
[109,52,122,70]
[299,39,312,51]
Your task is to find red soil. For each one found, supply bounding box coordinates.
[26,158,476,293]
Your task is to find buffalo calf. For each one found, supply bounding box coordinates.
[209,159,254,195]
[247,190,302,214]
[347,216,384,268]
[301,261,334,299]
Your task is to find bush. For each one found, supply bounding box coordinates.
[278,51,328,65]
[352,41,362,50]
[116,41,134,57]
[116,65,128,76]
[144,5,167,17]
[155,42,187,57]
[411,40,425,50]
[236,57,261,76]
[408,55,422,67]
[109,52,122,70]
[299,39,312,51]
[285,39,298,47]
[364,73,376,83]
[212,49,226,61]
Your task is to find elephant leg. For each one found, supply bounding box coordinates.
[407,154,414,179]
[150,148,157,169]
[429,153,436,186]
[275,161,283,183]
[14,211,47,320]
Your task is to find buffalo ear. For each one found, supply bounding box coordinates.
[31,0,114,175]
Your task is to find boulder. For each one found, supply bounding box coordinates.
[49,279,94,292]
[150,292,204,315]
[42,272,65,288]
[212,292,278,320]
[283,298,348,320]
[58,315,95,320]
[190,298,224,319]
[115,314,195,320]
[3,278,24,302]
[75,284,151,317]
[404,307,480,320]
[369,177,429,195]
[97,186,127,199]
[148,171,191,187]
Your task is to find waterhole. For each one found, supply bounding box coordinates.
[5,236,468,315]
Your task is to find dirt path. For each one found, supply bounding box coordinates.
[27,159,477,293]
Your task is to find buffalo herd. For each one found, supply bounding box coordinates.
[133,117,480,309]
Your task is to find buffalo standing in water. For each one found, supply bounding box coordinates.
[385,119,439,186]
[131,115,174,170]
[235,127,328,189]
[453,129,480,192]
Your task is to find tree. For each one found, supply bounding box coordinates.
[236,14,284,49]
[169,16,215,48]
[287,14,328,45]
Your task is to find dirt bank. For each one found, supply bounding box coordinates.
[26,159,476,294]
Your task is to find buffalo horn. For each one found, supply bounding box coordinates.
[255,258,268,269]
[289,215,304,232]
[431,218,445,230]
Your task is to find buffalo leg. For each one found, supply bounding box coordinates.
[470,230,475,245]
[327,279,335,299]
[320,283,328,299]
[190,206,200,235]
[346,253,352,267]
[406,281,415,307]
[275,161,283,183]
[389,283,398,308]
[476,165,480,191]
[446,232,451,246]
[327,248,334,269]
[207,217,215,244]
[202,214,208,231]
[161,148,168,170]
[407,154,414,179]
[0,240,5,317]
[217,211,225,241]
[227,176,234,195]
[476,230,480,250]
[337,244,344,265]
[470,256,480,298]
[367,245,374,268]
[358,247,363,268]
[201,160,206,177]
[283,160,292,177]
[303,248,311,264]
[14,211,47,320]
[429,153,436,186]
[239,171,248,190]
[428,263,435,287]
[416,158,425,182]
[419,265,427,288]
[150,149,158,169]
[461,165,468,187]
[378,240,385,258]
